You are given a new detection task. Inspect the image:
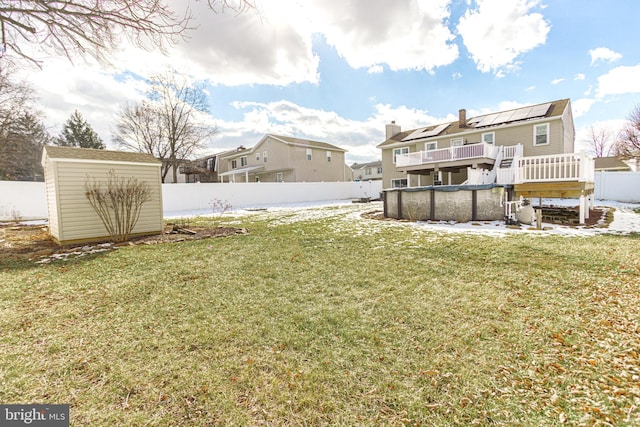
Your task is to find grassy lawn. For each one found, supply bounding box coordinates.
[1,204,639,426]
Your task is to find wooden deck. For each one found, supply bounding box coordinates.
[514,180,595,199]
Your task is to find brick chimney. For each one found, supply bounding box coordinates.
[385,121,401,139]
[459,109,467,127]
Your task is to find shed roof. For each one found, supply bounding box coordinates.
[594,156,631,171]
[43,146,160,165]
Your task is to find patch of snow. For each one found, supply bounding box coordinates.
[194,198,639,237]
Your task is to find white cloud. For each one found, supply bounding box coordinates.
[18,59,149,145]
[367,65,384,74]
[452,72,462,80]
[457,0,550,75]
[596,64,640,98]
[306,0,459,72]
[574,73,586,80]
[551,78,565,85]
[588,47,622,65]
[571,98,598,118]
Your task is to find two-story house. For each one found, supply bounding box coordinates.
[216,134,353,183]
[352,160,383,181]
[378,99,595,223]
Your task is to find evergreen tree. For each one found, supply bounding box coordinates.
[55,110,105,149]
[0,112,50,181]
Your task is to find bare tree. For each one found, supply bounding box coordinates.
[113,71,218,182]
[113,100,171,180]
[0,0,256,66]
[0,64,35,131]
[85,170,153,243]
[587,125,614,158]
[614,104,640,158]
[0,64,50,181]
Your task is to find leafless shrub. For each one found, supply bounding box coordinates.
[210,198,232,223]
[85,170,153,242]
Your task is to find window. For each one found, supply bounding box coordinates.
[365,168,372,176]
[231,159,237,169]
[255,176,260,182]
[263,151,268,162]
[256,152,261,161]
[240,156,248,167]
[391,178,408,188]
[377,166,383,174]
[534,123,549,145]
[206,158,215,170]
[276,172,284,182]
[393,147,409,164]
[450,138,464,147]
[425,142,437,151]
[306,148,312,160]
[482,132,495,145]
[327,151,332,162]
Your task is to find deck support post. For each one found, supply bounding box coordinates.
[579,193,589,224]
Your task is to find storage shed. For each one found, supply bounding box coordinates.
[42,146,163,245]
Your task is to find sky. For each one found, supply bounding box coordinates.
[15,0,640,165]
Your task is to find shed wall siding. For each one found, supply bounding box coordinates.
[55,162,162,242]
[44,159,60,240]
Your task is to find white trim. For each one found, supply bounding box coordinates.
[481,131,495,145]
[533,123,550,146]
[451,137,464,147]
[218,165,264,177]
[47,158,161,168]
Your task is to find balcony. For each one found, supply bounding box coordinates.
[396,142,499,170]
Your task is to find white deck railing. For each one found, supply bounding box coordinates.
[396,142,498,168]
[503,144,523,159]
[514,152,594,184]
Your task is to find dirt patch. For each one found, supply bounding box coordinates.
[0,223,246,261]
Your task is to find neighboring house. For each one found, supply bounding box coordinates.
[216,134,353,183]
[161,159,194,183]
[352,160,383,181]
[41,146,163,244]
[177,154,221,183]
[378,99,596,223]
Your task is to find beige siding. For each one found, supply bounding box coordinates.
[287,145,347,182]
[43,159,60,240]
[223,136,349,182]
[53,162,162,243]
[562,103,575,153]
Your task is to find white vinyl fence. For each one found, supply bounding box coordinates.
[0,180,383,221]
[594,171,640,203]
[2,173,638,221]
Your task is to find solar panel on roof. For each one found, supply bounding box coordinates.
[493,110,515,124]
[527,103,551,119]
[401,123,450,141]
[509,106,532,121]
[474,113,499,127]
